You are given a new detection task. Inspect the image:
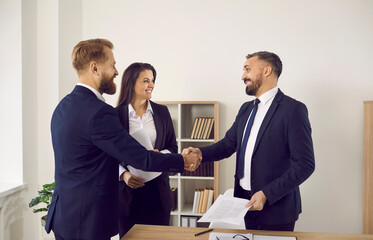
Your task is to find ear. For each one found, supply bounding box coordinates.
[264,66,273,77]
[89,61,99,75]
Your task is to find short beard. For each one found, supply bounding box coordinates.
[99,73,116,95]
[245,77,262,96]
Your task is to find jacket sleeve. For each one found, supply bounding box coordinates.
[90,104,184,173]
[200,103,249,162]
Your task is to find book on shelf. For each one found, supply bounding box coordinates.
[193,189,201,213]
[181,162,214,177]
[206,188,214,210]
[192,190,200,213]
[180,216,198,227]
[202,118,212,139]
[192,118,202,139]
[193,188,214,213]
[200,188,210,213]
[196,118,206,139]
[188,216,197,227]
[206,118,214,139]
[198,189,205,213]
[190,117,199,139]
[190,117,215,139]
[181,216,188,227]
[170,187,177,211]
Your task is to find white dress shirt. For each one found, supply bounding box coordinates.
[240,87,278,191]
[119,101,161,178]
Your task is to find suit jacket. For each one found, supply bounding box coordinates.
[200,89,315,225]
[45,86,183,239]
[115,101,177,217]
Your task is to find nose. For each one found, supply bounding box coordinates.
[241,72,246,81]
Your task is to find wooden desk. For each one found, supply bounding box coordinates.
[122,224,373,240]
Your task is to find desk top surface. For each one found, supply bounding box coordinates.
[122,224,373,240]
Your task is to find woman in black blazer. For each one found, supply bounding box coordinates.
[115,62,177,238]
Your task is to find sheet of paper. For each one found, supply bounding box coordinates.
[209,232,296,240]
[209,232,252,240]
[127,129,162,182]
[254,235,296,240]
[198,194,251,225]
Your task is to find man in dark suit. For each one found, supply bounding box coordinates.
[183,51,315,231]
[45,39,201,240]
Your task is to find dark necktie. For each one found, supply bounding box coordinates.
[237,99,260,179]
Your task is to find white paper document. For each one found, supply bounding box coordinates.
[198,194,251,225]
[127,129,162,182]
[209,232,296,240]
[209,232,252,240]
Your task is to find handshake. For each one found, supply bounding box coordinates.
[182,147,202,171]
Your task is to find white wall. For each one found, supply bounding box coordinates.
[0,0,40,239]
[37,0,59,185]
[80,0,373,234]
[2,0,373,238]
[0,0,23,184]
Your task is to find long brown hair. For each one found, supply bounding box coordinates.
[117,62,157,106]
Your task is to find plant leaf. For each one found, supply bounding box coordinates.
[33,208,48,213]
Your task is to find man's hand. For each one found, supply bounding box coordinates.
[245,190,267,211]
[182,147,202,171]
[182,147,202,161]
[122,171,145,189]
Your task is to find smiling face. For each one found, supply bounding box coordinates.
[241,56,266,97]
[133,69,155,101]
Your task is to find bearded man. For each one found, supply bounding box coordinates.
[183,51,315,231]
[45,39,201,240]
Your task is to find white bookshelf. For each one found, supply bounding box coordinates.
[156,101,219,227]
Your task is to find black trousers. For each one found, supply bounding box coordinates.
[240,186,295,231]
[119,180,170,238]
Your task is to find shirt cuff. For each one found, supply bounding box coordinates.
[119,164,127,181]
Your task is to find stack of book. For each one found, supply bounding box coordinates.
[190,117,214,139]
[181,162,214,177]
[192,188,214,213]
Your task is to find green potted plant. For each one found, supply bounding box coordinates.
[29,182,55,226]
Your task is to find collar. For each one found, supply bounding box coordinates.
[128,100,154,117]
[257,86,278,106]
[77,83,105,102]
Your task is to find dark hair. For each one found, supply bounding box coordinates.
[72,38,113,72]
[246,51,282,78]
[117,62,157,106]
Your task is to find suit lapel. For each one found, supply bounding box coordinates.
[253,89,284,154]
[150,101,163,150]
[237,102,254,154]
[118,105,130,132]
